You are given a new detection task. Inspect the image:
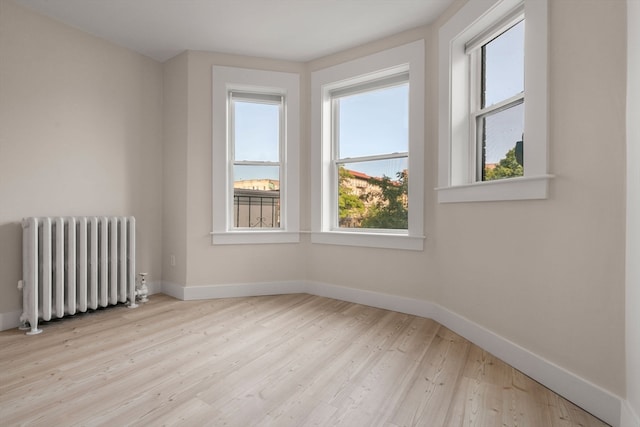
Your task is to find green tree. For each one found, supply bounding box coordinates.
[361,170,408,230]
[485,147,523,181]
[338,167,365,227]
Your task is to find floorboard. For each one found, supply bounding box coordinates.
[0,294,609,426]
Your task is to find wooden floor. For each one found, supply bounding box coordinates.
[0,294,608,427]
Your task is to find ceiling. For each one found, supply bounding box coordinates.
[14,0,454,63]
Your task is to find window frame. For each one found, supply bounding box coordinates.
[331,74,409,231]
[212,66,300,244]
[229,91,284,230]
[311,40,425,250]
[437,0,551,203]
[470,14,525,182]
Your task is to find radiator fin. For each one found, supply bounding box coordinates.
[20,216,137,334]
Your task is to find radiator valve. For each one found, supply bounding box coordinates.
[137,272,149,303]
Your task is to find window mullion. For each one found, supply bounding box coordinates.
[476,93,524,117]
[336,152,408,165]
[234,160,281,166]
[469,49,482,182]
[278,98,286,227]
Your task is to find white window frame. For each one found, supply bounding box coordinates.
[212,66,300,244]
[229,91,284,230]
[437,0,552,203]
[311,40,425,251]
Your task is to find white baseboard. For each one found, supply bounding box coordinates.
[433,303,620,426]
[621,400,640,427]
[2,279,623,426]
[162,280,306,301]
[159,281,186,300]
[147,281,164,296]
[0,281,165,333]
[306,281,621,425]
[157,279,623,426]
[0,310,22,331]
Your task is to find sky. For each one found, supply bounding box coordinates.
[231,20,524,182]
[233,101,280,181]
[482,20,525,165]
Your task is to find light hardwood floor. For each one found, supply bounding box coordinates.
[0,294,608,427]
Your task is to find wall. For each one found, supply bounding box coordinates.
[162,51,309,288]
[306,0,627,399]
[625,0,640,424]
[0,0,630,420]
[0,0,164,314]
[306,25,444,303]
[434,0,626,397]
[162,52,189,286]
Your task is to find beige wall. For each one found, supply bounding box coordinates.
[305,25,444,303]
[162,51,309,286]
[0,0,164,313]
[0,0,629,407]
[161,52,189,286]
[305,0,627,397]
[626,0,640,422]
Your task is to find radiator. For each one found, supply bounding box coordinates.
[19,216,137,335]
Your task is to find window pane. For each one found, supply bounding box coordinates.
[234,101,279,162]
[482,20,524,108]
[337,84,408,159]
[337,158,408,230]
[233,165,280,228]
[480,102,524,181]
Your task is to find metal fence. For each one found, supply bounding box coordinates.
[233,189,280,228]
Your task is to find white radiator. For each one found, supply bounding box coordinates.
[19,216,137,335]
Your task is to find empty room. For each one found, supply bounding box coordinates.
[1,0,638,426]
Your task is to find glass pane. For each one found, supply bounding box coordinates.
[337,84,408,159]
[233,101,279,162]
[480,102,524,181]
[482,20,525,108]
[337,158,408,230]
[233,165,280,228]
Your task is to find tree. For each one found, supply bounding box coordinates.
[485,147,523,181]
[361,170,408,230]
[338,167,365,227]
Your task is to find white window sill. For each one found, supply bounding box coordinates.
[436,175,554,203]
[211,231,300,245]
[311,231,424,251]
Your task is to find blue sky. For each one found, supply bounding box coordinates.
[482,20,525,164]
[233,101,280,181]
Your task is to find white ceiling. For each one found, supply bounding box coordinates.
[14,0,454,63]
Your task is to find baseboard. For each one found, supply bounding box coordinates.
[432,303,621,426]
[163,280,622,426]
[0,281,165,333]
[161,281,187,300]
[621,400,640,427]
[147,281,164,296]
[304,280,622,425]
[0,310,22,331]
[163,280,307,300]
[0,278,628,425]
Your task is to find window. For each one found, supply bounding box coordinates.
[333,75,409,230]
[212,66,300,244]
[230,92,283,229]
[311,41,424,250]
[437,0,550,202]
[470,18,524,182]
